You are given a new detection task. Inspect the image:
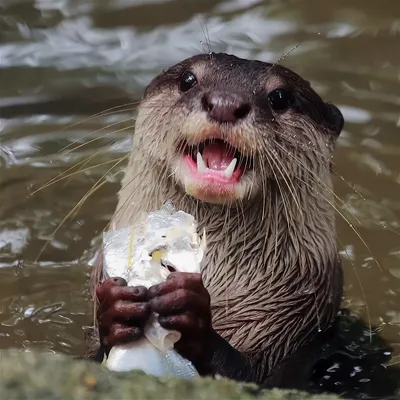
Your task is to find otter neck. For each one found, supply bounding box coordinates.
[113,152,340,367]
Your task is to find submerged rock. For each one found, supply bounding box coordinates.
[0,349,393,400]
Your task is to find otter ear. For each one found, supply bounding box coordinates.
[325,103,344,137]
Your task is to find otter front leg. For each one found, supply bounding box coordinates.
[148,272,265,381]
[96,277,151,355]
[148,272,214,375]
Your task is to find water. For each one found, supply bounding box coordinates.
[0,0,399,398]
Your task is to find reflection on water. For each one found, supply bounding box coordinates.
[0,0,399,398]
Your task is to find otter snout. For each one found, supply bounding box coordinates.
[201,91,251,124]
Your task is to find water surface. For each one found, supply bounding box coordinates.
[0,0,399,398]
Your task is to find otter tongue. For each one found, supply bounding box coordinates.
[202,143,234,170]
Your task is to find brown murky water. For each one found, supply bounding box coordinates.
[0,0,399,398]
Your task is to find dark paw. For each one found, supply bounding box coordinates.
[96,277,151,352]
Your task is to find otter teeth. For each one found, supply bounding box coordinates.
[196,152,207,173]
[224,158,237,179]
[196,152,237,178]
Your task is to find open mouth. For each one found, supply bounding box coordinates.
[182,139,252,184]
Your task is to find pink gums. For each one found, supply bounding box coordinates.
[184,141,244,185]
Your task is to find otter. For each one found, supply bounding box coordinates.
[86,52,345,386]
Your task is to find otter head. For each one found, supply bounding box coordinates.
[134,53,344,205]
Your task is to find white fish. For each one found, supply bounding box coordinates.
[102,202,206,378]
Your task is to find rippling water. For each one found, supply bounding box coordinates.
[0,0,399,398]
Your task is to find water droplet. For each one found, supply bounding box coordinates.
[326,363,339,372]
[24,307,35,318]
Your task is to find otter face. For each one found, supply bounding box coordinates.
[135,53,344,205]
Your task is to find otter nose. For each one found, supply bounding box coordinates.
[202,92,251,123]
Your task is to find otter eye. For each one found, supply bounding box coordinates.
[267,89,294,112]
[179,71,197,92]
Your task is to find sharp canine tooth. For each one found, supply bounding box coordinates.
[224,158,237,179]
[196,152,207,173]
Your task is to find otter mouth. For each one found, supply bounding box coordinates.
[183,139,252,184]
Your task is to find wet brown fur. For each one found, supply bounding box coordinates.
[86,53,344,373]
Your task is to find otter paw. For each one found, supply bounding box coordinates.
[96,277,151,352]
[148,272,213,367]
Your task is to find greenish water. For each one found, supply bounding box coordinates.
[0,0,399,398]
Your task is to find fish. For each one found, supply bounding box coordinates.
[102,202,206,378]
